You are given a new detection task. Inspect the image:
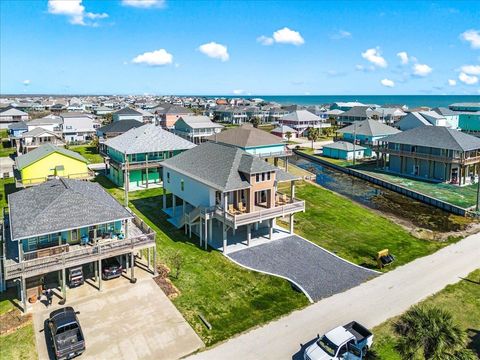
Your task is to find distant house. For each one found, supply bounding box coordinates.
[8,121,28,138]
[278,109,328,136]
[336,106,381,125]
[330,102,366,111]
[0,157,15,179]
[322,141,366,161]
[26,115,63,134]
[448,103,480,135]
[0,107,29,129]
[14,144,90,187]
[378,127,480,186]
[61,112,99,143]
[205,124,291,160]
[432,107,460,129]
[337,119,400,156]
[19,127,65,154]
[102,124,195,190]
[161,142,304,252]
[112,107,143,122]
[93,106,113,116]
[271,125,298,140]
[135,108,155,123]
[173,116,223,144]
[213,106,248,125]
[449,103,480,112]
[156,105,193,128]
[96,119,143,141]
[395,111,449,131]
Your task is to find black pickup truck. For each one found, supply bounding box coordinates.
[48,307,85,360]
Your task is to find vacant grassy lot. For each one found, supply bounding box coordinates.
[370,269,480,359]
[278,181,458,270]
[95,176,308,345]
[69,144,103,163]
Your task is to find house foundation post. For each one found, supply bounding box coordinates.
[206,218,211,250]
[153,246,157,275]
[222,223,227,253]
[98,259,102,291]
[147,248,151,271]
[162,187,166,210]
[62,267,66,301]
[21,277,27,313]
[269,219,273,240]
[247,224,251,246]
[172,195,176,216]
[130,252,135,283]
[204,216,208,249]
[199,218,203,247]
[289,214,294,234]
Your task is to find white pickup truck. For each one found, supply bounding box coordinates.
[304,321,373,360]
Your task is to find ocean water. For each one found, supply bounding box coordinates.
[207,95,480,108]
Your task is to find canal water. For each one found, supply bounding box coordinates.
[292,156,468,232]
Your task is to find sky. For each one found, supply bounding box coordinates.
[1,0,480,96]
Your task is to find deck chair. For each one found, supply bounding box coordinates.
[376,249,395,269]
[238,202,246,212]
[282,194,288,203]
[228,204,237,215]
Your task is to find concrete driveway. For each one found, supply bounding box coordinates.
[228,235,379,302]
[33,278,203,360]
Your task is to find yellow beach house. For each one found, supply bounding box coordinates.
[14,143,92,187]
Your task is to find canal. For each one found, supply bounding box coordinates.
[292,155,471,233]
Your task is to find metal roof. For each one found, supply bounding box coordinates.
[337,119,400,137]
[323,141,366,151]
[206,124,283,148]
[15,143,88,170]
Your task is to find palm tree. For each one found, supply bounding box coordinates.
[250,116,260,128]
[285,131,292,142]
[394,305,476,360]
[307,127,319,149]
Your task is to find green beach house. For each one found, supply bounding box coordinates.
[101,124,195,190]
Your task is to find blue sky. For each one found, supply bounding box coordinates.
[1,0,480,95]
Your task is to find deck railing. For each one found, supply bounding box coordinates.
[375,147,480,165]
[4,232,155,280]
[16,171,95,187]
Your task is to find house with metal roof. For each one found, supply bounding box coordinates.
[161,142,305,252]
[102,124,195,190]
[19,127,66,154]
[432,107,460,129]
[0,106,29,129]
[96,119,143,140]
[1,178,156,311]
[155,105,193,128]
[395,111,449,131]
[60,112,99,143]
[377,127,480,185]
[271,125,298,140]
[337,119,400,156]
[14,143,91,187]
[173,115,224,144]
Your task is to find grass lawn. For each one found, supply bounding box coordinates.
[267,158,315,179]
[69,145,103,164]
[278,181,458,270]
[0,129,15,158]
[94,175,308,346]
[0,323,36,360]
[0,177,16,209]
[370,269,480,359]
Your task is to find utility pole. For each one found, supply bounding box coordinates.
[124,151,129,207]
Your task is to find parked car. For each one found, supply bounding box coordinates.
[68,267,84,288]
[102,257,122,280]
[304,321,373,360]
[48,307,85,360]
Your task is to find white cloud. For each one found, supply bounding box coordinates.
[232,89,245,95]
[132,49,173,66]
[272,27,305,46]
[412,63,433,77]
[460,29,480,49]
[47,0,108,26]
[459,72,479,85]
[397,51,409,65]
[257,35,274,46]
[380,78,395,88]
[122,0,165,8]
[361,48,387,68]
[448,79,457,86]
[198,42,229,61]
[460,65,480,75]
[355,64,375,72]
[330,30,351,40]
[22,80,31,86]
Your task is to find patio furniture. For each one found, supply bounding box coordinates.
[376,249,395,268]
[238,202,246,213]
[80,235,89,246]
[228,204,239,215]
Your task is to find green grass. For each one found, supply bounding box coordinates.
[370,269,480,359]
[279,181,458,271]
[69,145,103,164]
[94,175,308,345]
[0,288,18,315]
[0,177,16,209]
[0,323,36,360]
[0,130,15,157]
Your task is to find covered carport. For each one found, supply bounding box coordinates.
[228,235,379,302]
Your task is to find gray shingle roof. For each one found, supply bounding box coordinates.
[206,124,283,148]
[21,127,58,138]
[337,119,400,137]
[15,144,88,170]
[104,124,196,154]
[113,107,142,116]
[8,178,132,240]
[162,142,297,192]
[280,109,321,122]
[381,127,480,151]
[97,120,143,135]
[8,121,28,130]
[323,141,366,151]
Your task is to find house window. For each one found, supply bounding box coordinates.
[181,179,184,191]
[267,172,271,181]
[256,174,260,182]
[167,172,170,183]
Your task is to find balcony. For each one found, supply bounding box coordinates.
[3,215,155,280]
[15,170,95,188]
[214,194,305,228]
[105,154,164,171]
[255,149,293,158]
[376,147,480,165]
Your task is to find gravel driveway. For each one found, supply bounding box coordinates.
[228,235,379,301]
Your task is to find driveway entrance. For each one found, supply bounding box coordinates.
[228,235,379,302]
